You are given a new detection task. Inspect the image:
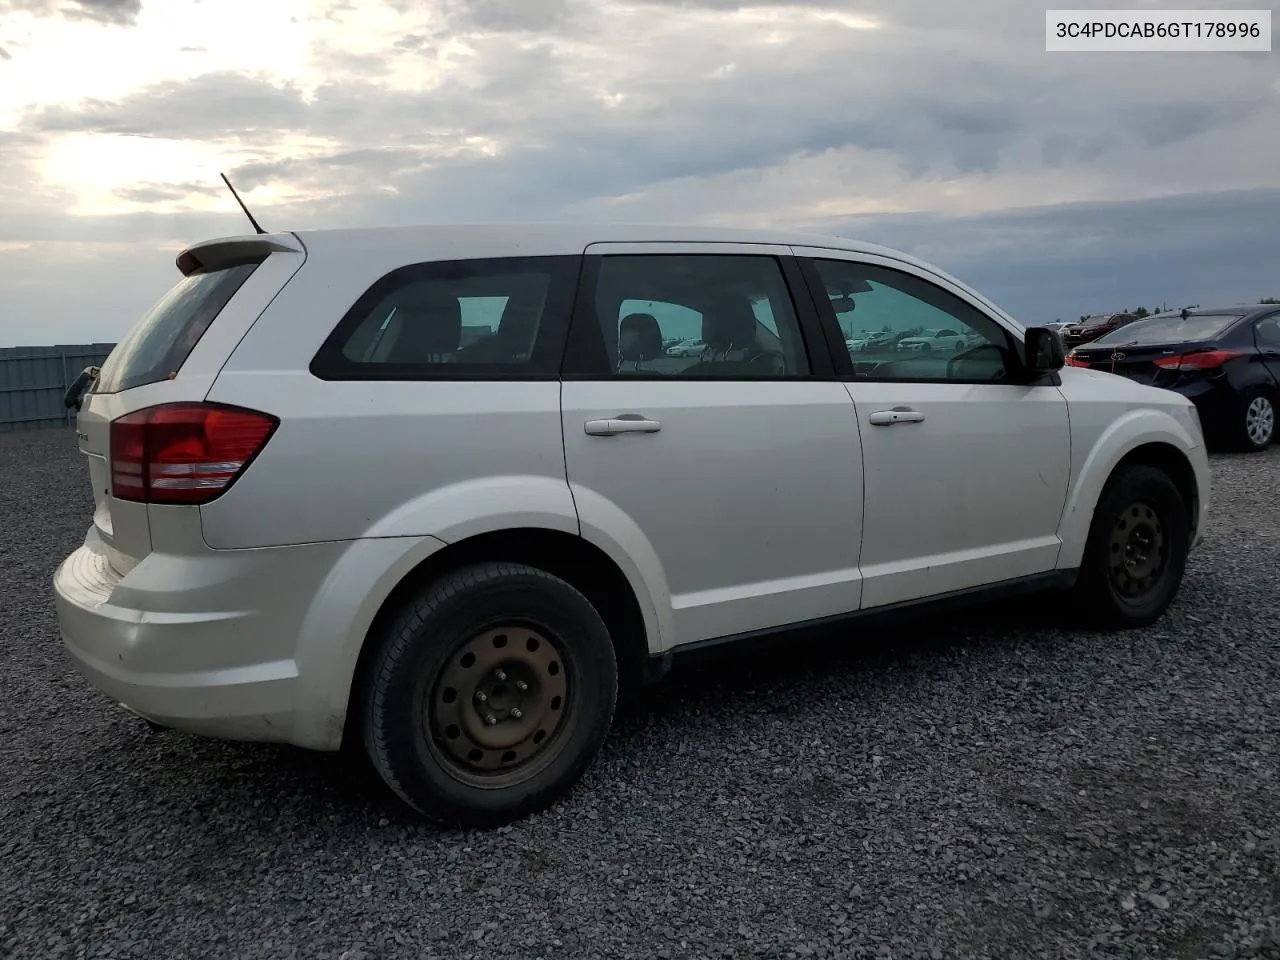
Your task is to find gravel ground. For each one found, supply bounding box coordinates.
[1,427,1278,960]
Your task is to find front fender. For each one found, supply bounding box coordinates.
[1057,408,1206,569]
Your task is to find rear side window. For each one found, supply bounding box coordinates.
[311,256,581,380]
[95,261,261,394]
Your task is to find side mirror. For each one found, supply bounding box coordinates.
[1023,327,1064,373]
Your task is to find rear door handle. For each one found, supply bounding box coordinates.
[868,408,925,426]
[584,416,663,436]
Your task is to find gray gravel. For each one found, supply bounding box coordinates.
[2,427,1278,960]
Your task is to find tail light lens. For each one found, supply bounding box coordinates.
[1153,349,1243,372]
[1065,354,1091,367]
[110,402,279,505]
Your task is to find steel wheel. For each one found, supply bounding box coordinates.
[1245,394,1275,448]
[1107,501,1167,603]
[423,624,574,788]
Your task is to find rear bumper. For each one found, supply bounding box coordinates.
[53,527,342,745]
[1171,380,1239,447]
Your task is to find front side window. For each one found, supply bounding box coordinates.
[811,259,1014,382]
[594,255,811,378]
[311,256,580,379]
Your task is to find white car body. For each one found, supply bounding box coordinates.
[54,223,1210,760]
[897,328,968,352]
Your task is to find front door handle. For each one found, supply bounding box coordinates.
[584,415,663,437]
[868,407,925,426]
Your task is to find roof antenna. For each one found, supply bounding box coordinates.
[219,172,267,235]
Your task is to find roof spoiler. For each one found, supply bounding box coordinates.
[175,234,304,276]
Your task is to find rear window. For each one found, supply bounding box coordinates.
[95,261,261,394]
[1092,313,1241,346]
[310,256,580,380]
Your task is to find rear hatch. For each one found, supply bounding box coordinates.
[74,235,306,575]
[1065,340,1221,387]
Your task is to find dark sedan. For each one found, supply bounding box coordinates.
[1060,312,1141,348]
[1065,306,1280,452]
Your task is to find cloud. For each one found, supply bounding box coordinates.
[439,0,574,32]
[33,72,310,141]
[2,0,1279,346]
[0,0,141,26]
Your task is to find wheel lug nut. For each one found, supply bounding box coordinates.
[485,715,497,725]
[516,680,528,692]
[510,707,523,719]
[495,669,507,681]
[475,691,488,702]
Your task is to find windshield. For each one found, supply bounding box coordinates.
[1092,313,1241,347]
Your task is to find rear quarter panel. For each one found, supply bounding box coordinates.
[199,236,578,550]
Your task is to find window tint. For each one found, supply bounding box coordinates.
[811,259,1014,382]
[311,256,580,379]
[1254,315,1280,347]
[596,255,810,377]
[96,260,261,394]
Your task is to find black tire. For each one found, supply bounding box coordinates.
[361,562,618,827]
[1070,464,1190,630]
[1234,388,1276,452]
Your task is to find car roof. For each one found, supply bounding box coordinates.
[1142,305,1274,323]
[180,222,1027,331]
[284,221,917,261]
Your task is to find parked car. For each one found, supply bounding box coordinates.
[896,328,968,352]
[1061,313,1141,348]
[55,223,1209,827]
[1066,305,1280,451]
[845,333,875,353]
[859,330,913,353]
[666,338,705,357]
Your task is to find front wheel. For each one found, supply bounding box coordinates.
[361,562,618,826]
[1069,464,1190,630]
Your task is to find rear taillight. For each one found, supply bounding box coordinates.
[1065,354,1091,367]
[1153,350,1243,372]
[110,402,278,505]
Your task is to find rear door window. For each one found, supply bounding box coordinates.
[311,256,581,379]
[95,260,262,394]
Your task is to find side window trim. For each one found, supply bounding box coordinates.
[559,250,836,380]
[794,252,1034,385]
[309,254,582,382]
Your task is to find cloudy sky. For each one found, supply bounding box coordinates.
[0,0,1277,345]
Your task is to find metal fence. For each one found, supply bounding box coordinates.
[0,344,117,432]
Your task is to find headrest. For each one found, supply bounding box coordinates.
[390,285,462,360]
[618,312,664,363]
[703,299,758,353]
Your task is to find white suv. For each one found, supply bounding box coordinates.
[54,224,1210,826]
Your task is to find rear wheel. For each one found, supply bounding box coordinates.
[1236,390,1275,452]
[1070,465,1190,630]
[361,562,618,826]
